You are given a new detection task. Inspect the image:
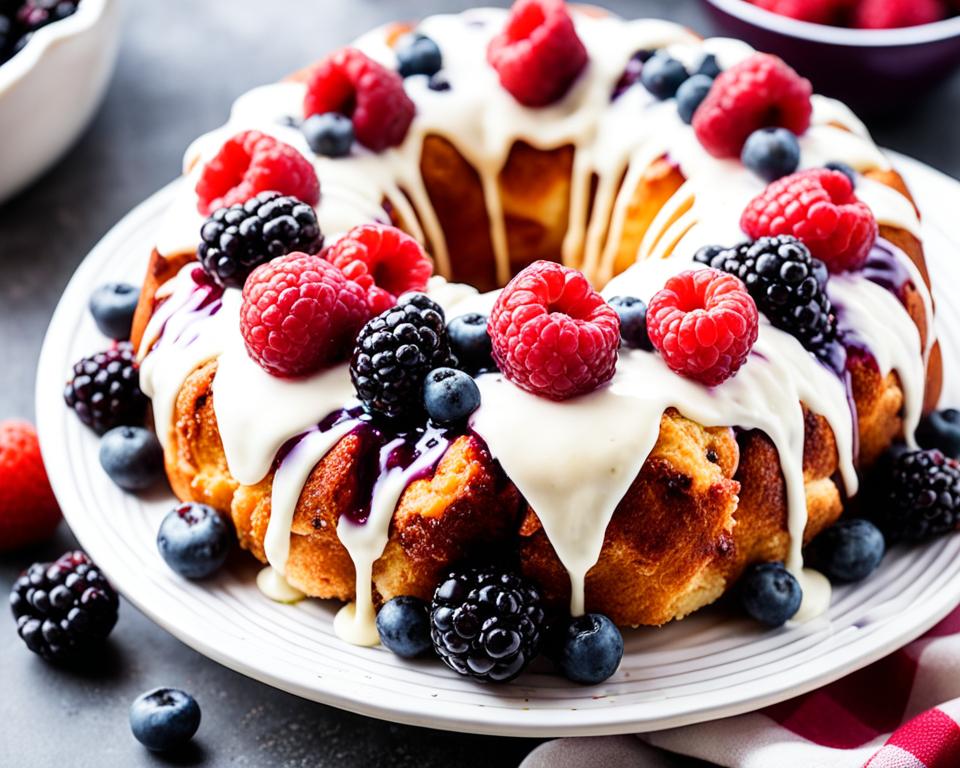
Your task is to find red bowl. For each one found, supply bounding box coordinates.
[703,0,960,114]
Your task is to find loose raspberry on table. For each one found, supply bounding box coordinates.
[740,168,878,273]
[0,420,61,552]
[195,131,319,215]
[750,0,846,24]
[488,261,620,400]
[854,0,944,29]
[646,269,759,386]
[486,0,588,108]
[303,47,415,152]
[692,53,812,159]
[324,224,433,315]
[240,253,370,378]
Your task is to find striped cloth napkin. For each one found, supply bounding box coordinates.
[521,605,960,768]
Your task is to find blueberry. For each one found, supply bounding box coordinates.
[129,688,201,752]
[447,313,494,374]
[675,73,713,125]
[423,367,481,425]
[556,613,623,684]
[639,53,688,100]
[917,408,960,459]
[157,503,231,579]
[376,596,432,657]
[741,127,801,182]
[428,72,451,92]
[739,562,802,627]
[695,53,721,79]
[807,519,885,583]
[396,33,442,78]
[89,282,140,340]
[608,296,652,351]
[302,112,353,158]
[826,161,857,185]
[99,426,164,491]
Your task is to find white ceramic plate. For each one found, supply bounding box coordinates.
[35,152,960,737]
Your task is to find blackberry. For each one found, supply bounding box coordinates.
[695,235,836,356]
[197,191,322,289]
[0,15,13,60]
[430,566,544,683]
[64,342,147,434]
[350,293,454,421]
[873,449,960,542]
[17,0,78,32]
[10,551,119,661]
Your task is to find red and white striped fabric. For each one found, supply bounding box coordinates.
[521,605,960,768]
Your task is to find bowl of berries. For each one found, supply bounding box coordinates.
[0,0,121,204]
[703,0,960,112]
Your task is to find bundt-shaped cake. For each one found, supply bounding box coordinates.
[130,1,941,646]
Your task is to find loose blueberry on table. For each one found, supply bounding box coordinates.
[129,688,201,752]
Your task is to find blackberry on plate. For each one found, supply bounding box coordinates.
[917,408,960,459]
[350,293,455,422]
[430,565,544,683]
[10,550,119,661]
[18,0,79,32]
[446,312,494,374]
[64,341,147,434]
[695,235,836,356]
[197,190,322,289]
[873,449,960,542]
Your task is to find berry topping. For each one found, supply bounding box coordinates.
[430,566,544,683]
[303,47,415,152]
[15,0,78,34]
[301,112,354,158]
[195,131,319,215]
[639,53,689,100]
[854,0,944,29]
[741,168,878,273]
[873,449,960,542]
[0,420,60,552]
[64,342,147,434]
[695,236,837,356]
[396,33,443,78]
[376,596,432,658]
[675,73,713,124]
[428,72,451,92]
[129,688,202,753]
[99,426,165,492]
[554,613,624,685]
[89,282,140,341]
[738,561,802,627]
[447,313,495,375]
[157,503,232,580]
[10,550,119,661]
[825,160,857,185]
[751,0,847,24]
[741,127,800,182]
[323,224,433,315]
[917,408,960,459]
[806,519,885,583]
[423,368,481,425]
[350,294,455,421]
[646,269,759,386]
[198,191,323,290]
[695,52,721,79]
[488,261,620,400]
[240,253,369,378]
[693,53,812,159]
[486,0,588,108]
[611,49,652,100]
[607,295,653,351]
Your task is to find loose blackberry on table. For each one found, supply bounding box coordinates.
[63,341,147,434]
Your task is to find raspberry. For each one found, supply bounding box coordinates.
[324,224,433,315]
[195,131,319,216]
[646,269,759,386]
[240,253,370,378]
[740,169,878,273]
[692,53,812,159]
[303,47,415,152]
[488,261,619,400]
[854,0,944,28]
[750,0,846,24]
[0,420,61,552]
[486,0,588,108]
[64,342,147,434]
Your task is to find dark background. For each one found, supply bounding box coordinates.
[2,1,958,765]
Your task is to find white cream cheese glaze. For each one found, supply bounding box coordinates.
[138,8,935,642]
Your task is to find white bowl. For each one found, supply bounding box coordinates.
[0,0,121,204]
